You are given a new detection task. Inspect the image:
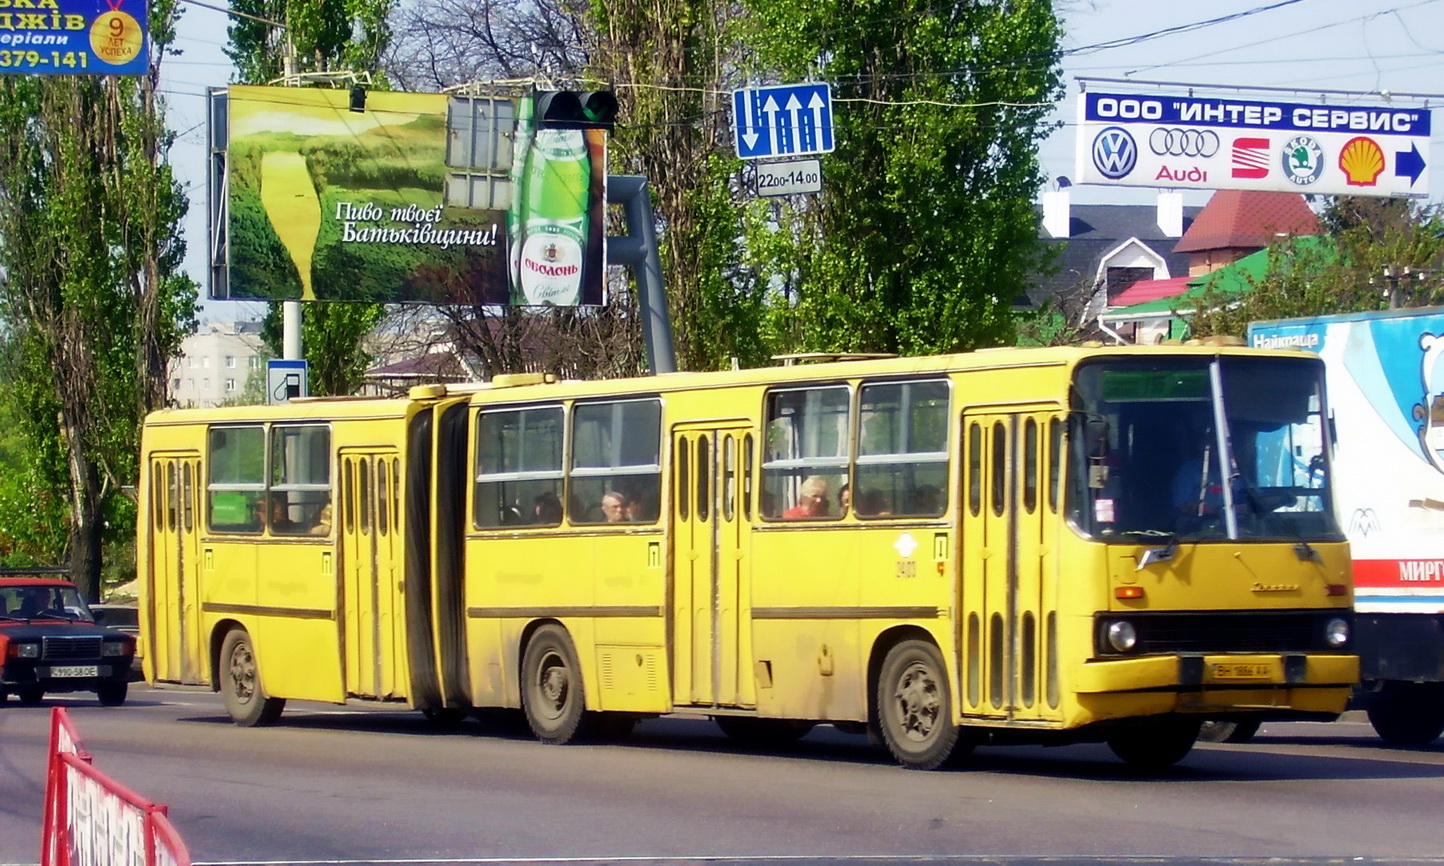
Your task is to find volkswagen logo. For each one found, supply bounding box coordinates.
[1148,127,1220,158]
[1091,127,1137,179]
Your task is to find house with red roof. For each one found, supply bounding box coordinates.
[1098,190,1322,344]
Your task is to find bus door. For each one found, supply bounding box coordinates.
[671,424,755,709]
[339,449,403,699]
[960,410,1058,722]
[147,453,204,683]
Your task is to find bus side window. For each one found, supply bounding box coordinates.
[207,425,265,533]
[760,385,850,520]
[857,379,950,518]
[474,405,564,528]
[570,398,662,524]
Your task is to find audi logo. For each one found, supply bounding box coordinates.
[1149,128,1220,158]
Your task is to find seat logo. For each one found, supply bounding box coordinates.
[1149,128,1220,158]
[1091,127,1137,179]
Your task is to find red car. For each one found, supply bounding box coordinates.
[0,571,136,706]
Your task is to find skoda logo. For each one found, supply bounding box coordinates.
[1092,127,1137,179]
[1281,134,1325,186]
[1149,128,1220,158]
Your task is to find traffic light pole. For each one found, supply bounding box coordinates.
[606,175,676,374]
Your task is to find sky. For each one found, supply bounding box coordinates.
[157,0,1444,321]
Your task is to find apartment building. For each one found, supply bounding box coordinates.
[169,321,266,408]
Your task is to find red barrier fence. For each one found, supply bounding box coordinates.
[42,707,192,866]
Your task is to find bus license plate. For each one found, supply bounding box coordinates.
[49,665,98,678]
[1211,662,1271,680]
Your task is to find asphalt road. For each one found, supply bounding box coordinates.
[3,685,1444,866]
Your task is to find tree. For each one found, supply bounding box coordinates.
[230,0,394,395]
[743,0,1064,355]
[0,1,197,597]
[1189,198,1444,339]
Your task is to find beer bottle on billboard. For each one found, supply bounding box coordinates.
[515,129,590,306]
[506,96,533,296]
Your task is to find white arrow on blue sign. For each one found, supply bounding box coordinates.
[733,83,835,160]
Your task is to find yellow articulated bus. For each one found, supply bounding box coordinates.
[139,345,1357,770]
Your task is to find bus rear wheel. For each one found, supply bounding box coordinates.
[1368,681,1444,747]
[220,629,285,727]
[876,639,960,770]
[521,625,588,744]
[1107,717,1201,769]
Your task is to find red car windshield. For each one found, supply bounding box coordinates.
[0,583,95,622]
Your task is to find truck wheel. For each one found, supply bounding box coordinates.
[1368,681,1444,747]
[96,681,128,707]
[876,639,960,770]
[520,624,588,744]
[1107,717,1201,769]
[220,629,285,727]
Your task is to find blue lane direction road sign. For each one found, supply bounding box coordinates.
[734,83,835,160]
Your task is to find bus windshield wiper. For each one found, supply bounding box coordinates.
[1121,529,1178,569]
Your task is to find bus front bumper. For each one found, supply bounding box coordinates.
[1075,653,1358,705]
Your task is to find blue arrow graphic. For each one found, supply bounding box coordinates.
[1395,143,1426,187]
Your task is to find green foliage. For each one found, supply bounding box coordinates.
[742,0,1063,356]
[1189,198,1444,339]
[0,0,197,596]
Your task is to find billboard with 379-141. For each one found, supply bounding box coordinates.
[1076,90,1431,199]
[223,85,607,306]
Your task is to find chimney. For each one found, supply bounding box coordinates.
[1042,190,1071,239]
[1156,192,1183,238]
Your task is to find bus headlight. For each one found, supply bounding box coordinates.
[1106,620,1138,652]
[1324,617,1350,648]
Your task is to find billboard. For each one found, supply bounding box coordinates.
[1076,90,1431,199]
[0,0,148,75]
[222,85,607,305]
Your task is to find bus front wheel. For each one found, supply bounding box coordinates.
[220,629,285,727]
[1107,717,1200,769]
[521,625,587,744]
[876,639,961,770]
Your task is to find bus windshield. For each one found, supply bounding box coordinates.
[1069,356,1341,542]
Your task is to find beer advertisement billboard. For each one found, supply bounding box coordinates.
[1076,90,1431,199]
[222,85,607,305]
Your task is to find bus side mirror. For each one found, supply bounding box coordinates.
[1084,417,1110,461]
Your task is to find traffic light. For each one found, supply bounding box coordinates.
[533,90,618,131]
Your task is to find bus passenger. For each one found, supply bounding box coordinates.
[309,500,333,536]
[783,476,830,519]
[856,489,890,517]
[601,491,629,522]
[533,491,563,524]
[838,483,851,514]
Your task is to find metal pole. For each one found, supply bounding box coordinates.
[606,176,676,374]
[281,49,303,362]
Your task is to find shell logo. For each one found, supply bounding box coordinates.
[1339,136,1385,187]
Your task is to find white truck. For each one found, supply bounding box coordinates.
[1249,307,1444,745]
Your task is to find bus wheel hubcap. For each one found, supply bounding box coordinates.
[538,653,568,718]
[895,662,939,742]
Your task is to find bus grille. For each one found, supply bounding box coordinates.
[43,636,103,661]
[1095,610,1347,656]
